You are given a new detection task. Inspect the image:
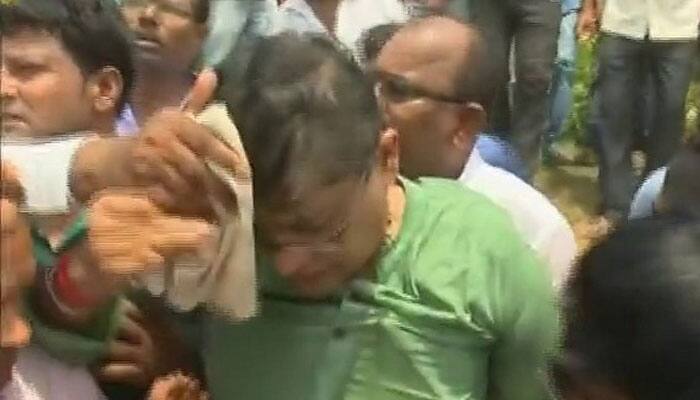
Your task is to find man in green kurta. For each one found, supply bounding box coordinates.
[28,33,560,400]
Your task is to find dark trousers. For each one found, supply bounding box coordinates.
[595,34,696,215]
[469,0,561,179]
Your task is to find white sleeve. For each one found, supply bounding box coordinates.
[1,135,91,215]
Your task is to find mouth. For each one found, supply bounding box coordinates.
[133,32,162,51]
[1,113,25,126]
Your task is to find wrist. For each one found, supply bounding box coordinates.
[70,138,138,203]
[44,253,103,318]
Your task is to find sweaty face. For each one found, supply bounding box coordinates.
[1,30,95,138]
[374,40,464,179]
[121,0,206,71]
[257,169,389,298]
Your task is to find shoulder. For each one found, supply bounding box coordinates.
[404,177,532,258]
[462,164,571,231]
[409,176,515,225]
[402,178,555,328]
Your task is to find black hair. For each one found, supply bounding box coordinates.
[660,138,700,218]
[220,33,381,203]
[1,0,134,111]
[558,217,700,400]
[360,23,403,65]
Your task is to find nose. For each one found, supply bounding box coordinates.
[137,4,159,28]
[0,65,18,100]
[274,247,314,278]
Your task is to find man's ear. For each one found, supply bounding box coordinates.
[378,127,400,177]
[88,66,124,114]
[453,102,486,150]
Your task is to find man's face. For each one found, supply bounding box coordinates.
[121,0,206,71]
[257,168,390,298]
[374,33,468,179]
[1,29,96,137]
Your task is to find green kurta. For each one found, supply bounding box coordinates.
[28,178,560,400]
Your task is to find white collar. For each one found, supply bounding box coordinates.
[458,149,487,182]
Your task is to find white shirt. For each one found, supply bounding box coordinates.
[0,347,105,400]
[459,150,578,288]
[600,0,700,41]
[273,0,409,60]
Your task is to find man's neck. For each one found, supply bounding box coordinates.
[131,65,193,125]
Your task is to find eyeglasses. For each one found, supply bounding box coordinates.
[371,69,485,114]
[370,69,467,104]
[121,0,193,19]
[257,175,371,257]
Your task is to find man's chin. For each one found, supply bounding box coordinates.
[136,50,169,69]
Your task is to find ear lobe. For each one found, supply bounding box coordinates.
[378,128,400,173]
[454,103,486,148]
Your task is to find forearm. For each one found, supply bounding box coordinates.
[71,137,140,203]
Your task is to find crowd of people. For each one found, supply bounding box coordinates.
[0,0,698,399]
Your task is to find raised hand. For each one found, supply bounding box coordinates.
[80,190,216,298]
[132,69,246,219]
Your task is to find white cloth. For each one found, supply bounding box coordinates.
[145,104,258,321]
[0,135,89,215]
[600,0,700,41]
[0,347,105,400]
[272,0,409,59]
[459,150,577,288]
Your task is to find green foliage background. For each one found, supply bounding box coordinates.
[561,40,700,145]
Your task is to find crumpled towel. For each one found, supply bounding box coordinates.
[144,103,257,321]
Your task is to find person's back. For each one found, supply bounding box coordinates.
[556,217,700,400]
[459,151,576,286]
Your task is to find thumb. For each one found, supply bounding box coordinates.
[181,68,219,115]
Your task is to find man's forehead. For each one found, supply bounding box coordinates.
[2,28,65,59]
[259,178,363,231]
[377,23,468,87]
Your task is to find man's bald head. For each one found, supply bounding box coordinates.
[377,16,496,113]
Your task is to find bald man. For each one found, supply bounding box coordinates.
[374,16,577,287]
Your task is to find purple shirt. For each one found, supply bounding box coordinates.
[115,105,138,136]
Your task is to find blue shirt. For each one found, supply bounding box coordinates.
[561,0,581,14]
